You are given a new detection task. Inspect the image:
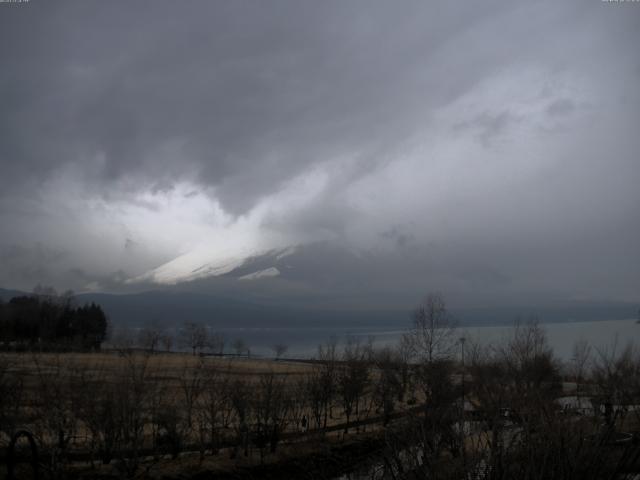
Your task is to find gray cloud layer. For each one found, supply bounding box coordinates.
[1,1,639,304]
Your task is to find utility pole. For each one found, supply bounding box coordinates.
[459,336,466,472]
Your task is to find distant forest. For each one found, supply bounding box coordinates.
[0,290,108,351]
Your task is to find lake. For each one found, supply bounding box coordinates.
[211,318,639,361]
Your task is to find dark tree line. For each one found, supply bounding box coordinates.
[0,293,108,351]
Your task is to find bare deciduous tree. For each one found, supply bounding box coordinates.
[408,293,456,362]
[159,331,173,352]
[271,343,288,360]
[116,351,154,476]
[251,371,290,460]
[592,339,639,427]
[110,327,136,351]
[395,334,414,402]
[181,321,209,356]
[338,336,370,433]
[288,375,309,433]
[32,354,81,475]
[0,354,23,441]
[209,331,225,356]
[229,378,252,457]
[232,338,248,357]
[179,358,205,449]
[316,336,338,429]
[198,363,233,455]
[570,338,592,400]
[137,326,162,353]
[372,347,401,426]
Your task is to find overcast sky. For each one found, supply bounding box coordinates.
[1,1,638,304]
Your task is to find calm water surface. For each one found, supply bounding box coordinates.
[213,318,639,360]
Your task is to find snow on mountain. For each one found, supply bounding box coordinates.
[275,246,297,260]
[238,267,280,281]
[129,245,296,285]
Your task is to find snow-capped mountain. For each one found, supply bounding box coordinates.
[129,245,297,285]
[238,267,281,281]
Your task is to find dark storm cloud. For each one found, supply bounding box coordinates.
[0,0,519,210]
[0,0,638,302]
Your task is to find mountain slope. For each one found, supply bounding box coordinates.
[130,246,297,285]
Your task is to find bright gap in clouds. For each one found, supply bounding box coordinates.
[25,161,336,289]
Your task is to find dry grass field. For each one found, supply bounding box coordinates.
[3,322,639,480]
[0,349,406,479]
[5,350,317,383]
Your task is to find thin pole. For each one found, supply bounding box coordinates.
[460,336,466,473]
